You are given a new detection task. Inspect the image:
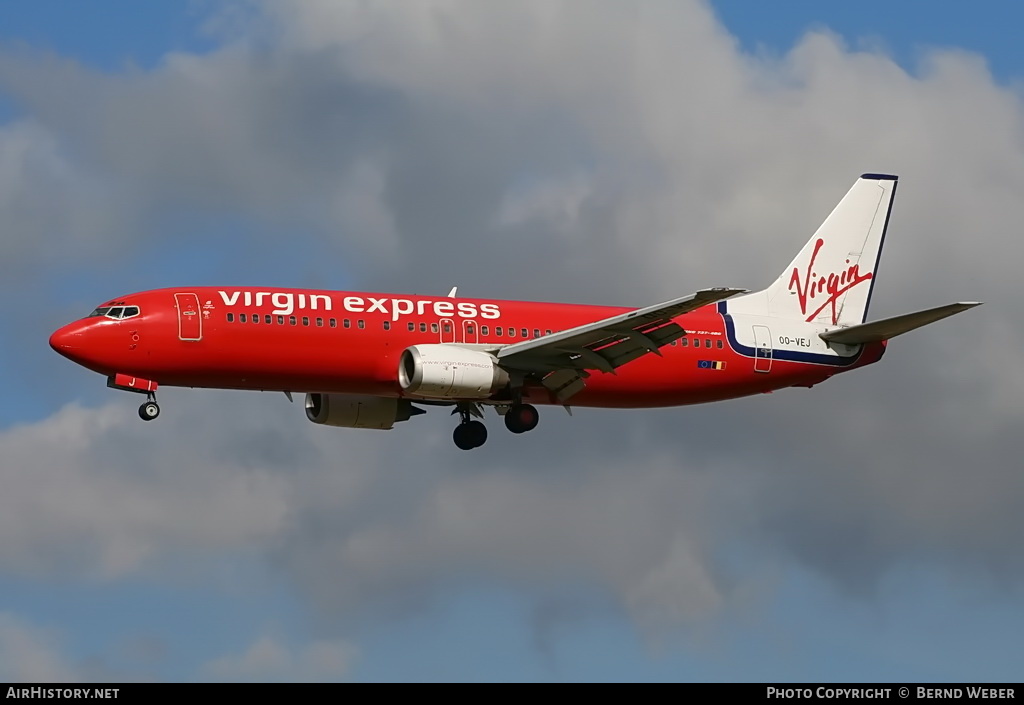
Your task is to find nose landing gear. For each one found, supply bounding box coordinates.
[138,393,160,421]
[106,375,161,422]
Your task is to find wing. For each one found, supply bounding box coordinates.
[496,287,745,401]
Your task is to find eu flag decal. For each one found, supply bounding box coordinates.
[697,360,727,370]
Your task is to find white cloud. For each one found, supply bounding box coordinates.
[495,171,593,232]
[0,120,128,283]
[330,157,402,264]
[0,402,290,579]
[273,455,742,626]
[203,635,357,682]
[0,613,81,682]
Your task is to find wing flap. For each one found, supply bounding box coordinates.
[819,302,982,344]
[592,321,686,369]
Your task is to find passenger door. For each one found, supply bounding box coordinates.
[175,293,202,341]
[752,325,772,373]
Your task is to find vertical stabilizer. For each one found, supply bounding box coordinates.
[732,174,897,326]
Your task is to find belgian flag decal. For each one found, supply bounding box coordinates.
[697,360,727,370]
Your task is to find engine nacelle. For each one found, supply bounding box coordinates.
[304,393,419,430]
[398,344,509,399]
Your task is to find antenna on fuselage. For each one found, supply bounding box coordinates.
[447,287,458,298]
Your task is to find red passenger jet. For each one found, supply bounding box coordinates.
[50,174,979,449]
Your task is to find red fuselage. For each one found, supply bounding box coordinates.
[50,287,884,408]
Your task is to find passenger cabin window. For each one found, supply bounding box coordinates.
[521,328,528,338]
[302,317,309,326]
[408,322,415,332]
[265,315,272,324]
[227,313,234,323]
[277,315,284,325]
[481,325,488,336]
[419,323,427,332]
[496,326,503,336]
[533,329,540,338]
[431,323,438,333]
[383,321,391,331]
[443,323,452,333]
[252,314,259,324]
[316,317,324,327]
[330,318,337,328]
[344,319,351,329]
[358,320,365,329]
[717,339,723,349]
[467,324,475,335]
[289,316,297,325]
[240,314,247,323]
[705,339,711,348]
[681,338,688,347]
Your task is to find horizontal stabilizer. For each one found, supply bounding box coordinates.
[819,302,982,344]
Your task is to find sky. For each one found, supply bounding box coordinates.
[1,0,1022,683]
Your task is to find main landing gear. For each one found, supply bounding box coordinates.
[138,393,160,421]
[453,419,487,450]
[504,403,540,434]
[452,402,539,450]
[452,403,487,450]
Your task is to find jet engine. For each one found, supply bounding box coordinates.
[304,393,422,430]
[398,344,509,399]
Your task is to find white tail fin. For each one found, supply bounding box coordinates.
[731,174,897,326]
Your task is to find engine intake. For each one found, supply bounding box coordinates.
[398,344,509,399]
[305,393,421,430]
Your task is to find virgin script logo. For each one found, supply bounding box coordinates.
[788,238,873,324]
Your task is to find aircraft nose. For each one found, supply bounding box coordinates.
[49,321,87,358]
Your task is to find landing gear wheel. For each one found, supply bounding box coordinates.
[139,401,160,421]
[504,403,539,434]
[453,420,487,450]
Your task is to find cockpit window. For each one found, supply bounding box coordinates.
[87,305,140,320]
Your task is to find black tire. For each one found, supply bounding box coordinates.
[454,421,487,449]
[453,424,475,450]
[465,420,487,448]
[139,401,160,421]
[504,403,539,434]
